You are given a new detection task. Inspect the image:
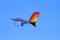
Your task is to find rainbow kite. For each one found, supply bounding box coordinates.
[11,11,40,27]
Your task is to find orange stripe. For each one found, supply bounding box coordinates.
[29,12,40,22]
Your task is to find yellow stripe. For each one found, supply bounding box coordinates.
[32,18,38,22]
[30,14,39,22]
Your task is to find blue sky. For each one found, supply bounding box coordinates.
[0,0,60,40]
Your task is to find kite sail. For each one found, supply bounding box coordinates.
[11,11,40,27]
[29,12,40,27]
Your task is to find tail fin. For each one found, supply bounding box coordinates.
[30,22,36,27]
[29,11,40,27]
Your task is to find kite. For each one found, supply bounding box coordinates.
[11,11,40,27]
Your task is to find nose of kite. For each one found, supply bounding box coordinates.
[11,19,15,21]
[38,12,40,15]
[11,18,17,21]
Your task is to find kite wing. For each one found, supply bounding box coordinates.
[11,18,29,26]
[29,11,40,27]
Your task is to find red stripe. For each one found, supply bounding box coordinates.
[29,12,40,22]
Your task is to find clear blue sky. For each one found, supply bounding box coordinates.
[0,0,60,40]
